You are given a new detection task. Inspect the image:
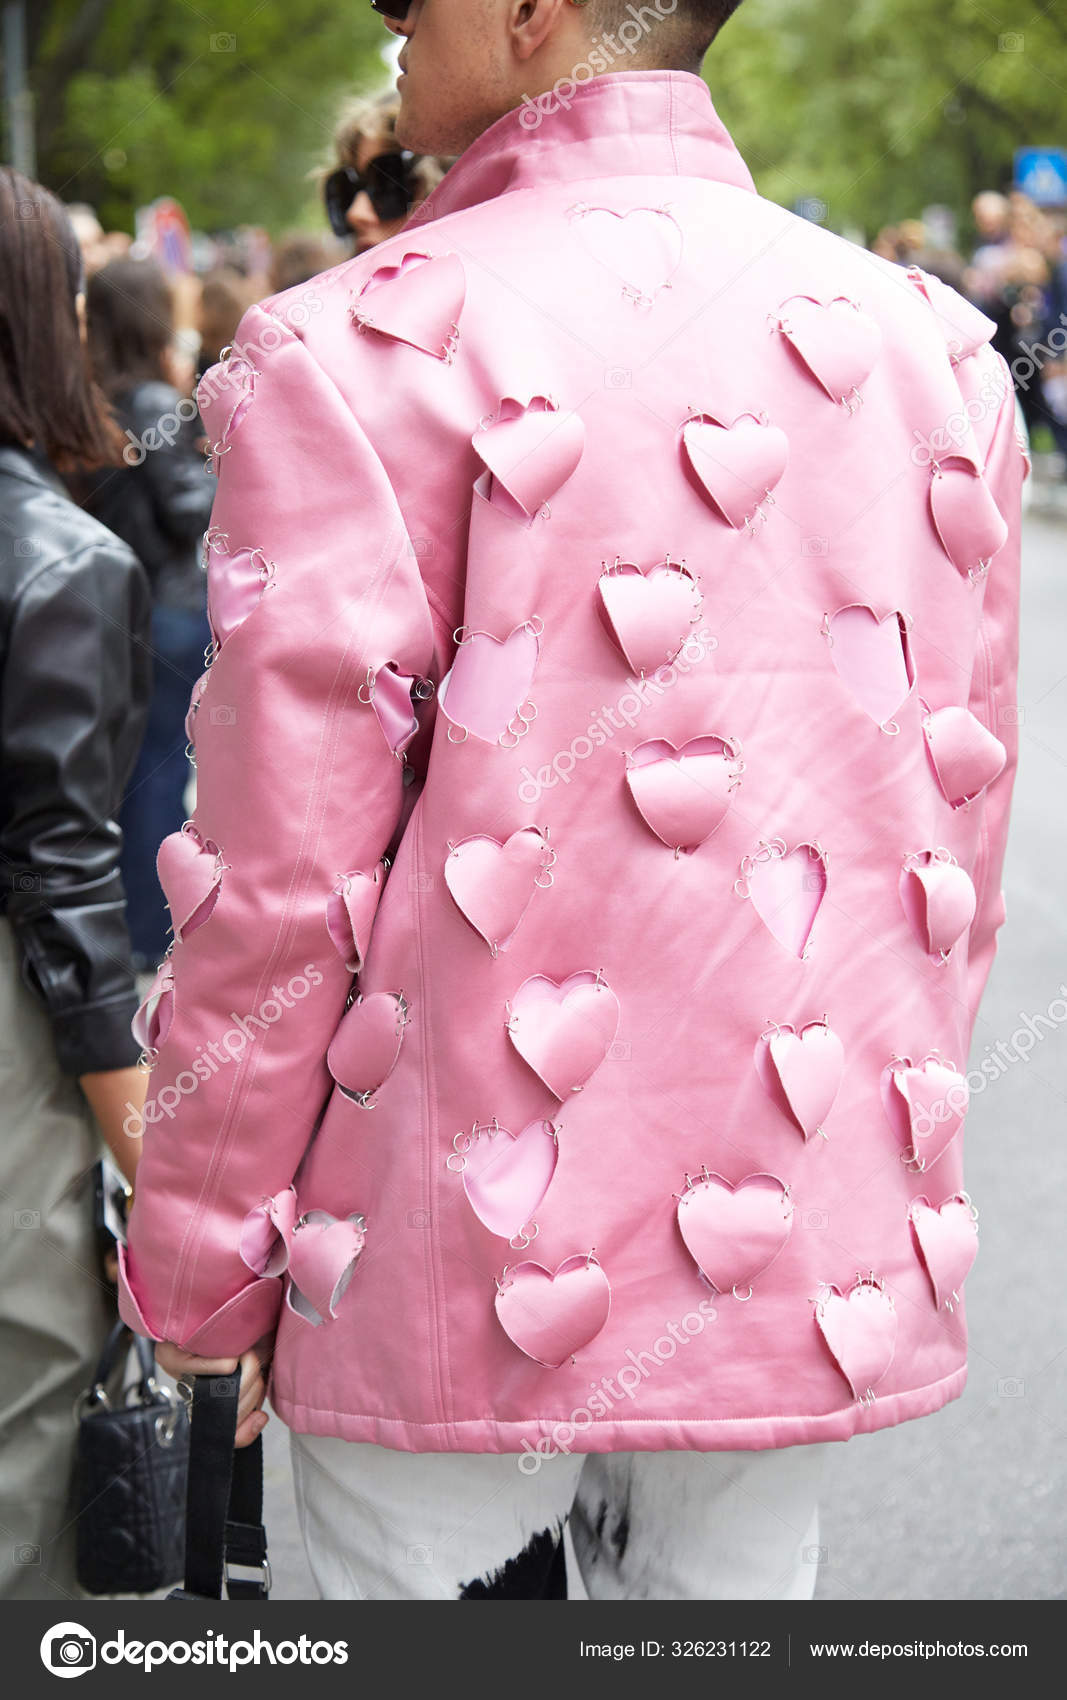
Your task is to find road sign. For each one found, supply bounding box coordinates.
[1014,147,1067,206]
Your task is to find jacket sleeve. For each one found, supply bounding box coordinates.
[118,303,436,1355]
[131,382,217,546]
[0,537,152,1073]
[965,350,1027,1009]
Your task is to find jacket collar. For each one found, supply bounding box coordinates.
[409,69,756,231]
[0,441,64,493]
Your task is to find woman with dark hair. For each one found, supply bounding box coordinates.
[81,257,216,970]
[0,167,151,1599]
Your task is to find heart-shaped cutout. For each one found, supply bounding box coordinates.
[571,204,683,304]
[239,1186,298,1277]
[598,558,703,676]
[326,863,386,972]
[921,705,1006,807]
[676,1171,794,1294]
[287,1209,366,1323]
[367,661,420,755]
[909,1194,979,1309]
[473,396,585,518]
[625,735,742,852]
[132,957,175,1053]
[682,412,789,531]
[775,295,882,405]
[349,250,465,361]
[494,1253,611,1367]
[507,970,620,1096]
[184,670,210,747]
[206,543,274,650]
[900,852,976,957]
[438,624,540,745]
[756,1019,845,1140]
[929,457,1008,579]
[814,1278,897,1402]
[327,990,408,1107]
[444,827,551,954]
[197,353,257,456]
[746,841,826,958]
[462,1119,559,1239]
[156,827,225,942]
[826,605,914,729]
[906,266,996,364]
[887,1054,969,1170]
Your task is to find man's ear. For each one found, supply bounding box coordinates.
[508,0,576,62]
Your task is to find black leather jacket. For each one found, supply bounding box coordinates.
[0,443,152,1074]
[81,380,214,614]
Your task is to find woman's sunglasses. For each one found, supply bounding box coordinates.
[324,151,418,237]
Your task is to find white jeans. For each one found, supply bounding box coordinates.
[290,1431,833,1601]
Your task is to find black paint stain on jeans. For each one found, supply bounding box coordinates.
[459,1524,567,1599]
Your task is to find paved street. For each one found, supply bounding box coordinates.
[262,505,1066,1603]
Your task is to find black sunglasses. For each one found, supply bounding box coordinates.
[369,0,412,18]
[324,151,418,237]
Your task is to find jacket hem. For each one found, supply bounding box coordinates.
[269,1364,967,1454]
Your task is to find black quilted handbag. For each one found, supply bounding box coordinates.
[74,1320,189,1595]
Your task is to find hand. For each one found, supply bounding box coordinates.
[155,1334,274,1448]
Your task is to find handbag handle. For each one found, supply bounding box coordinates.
[171,1374,269,1601]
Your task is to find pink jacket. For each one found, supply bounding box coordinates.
[120,70,1026,1456]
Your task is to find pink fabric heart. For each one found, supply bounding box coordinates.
[682,413,789,530]
[369,663,420,755]
[827,605,914,727]
[327,991,408,1106]
[814,1279,898,1401]
[444,827,550,953]
[929,459,1009,577]
[462,1120,559,1239]
[909,1195,979,1308]
[207,544,273,649]
[748,843,826,958]
[132,958,175,1052]
[197,353,257,451]
[625,735,741,851]
[762,1020,845,1140]
[438,625,539,744]
[494,1254,611,1367]
[900,855,976,957]
[156,828,224,941]
[907,266,996,363]
[676,1172,794,1292]
[597,559,703,675]
[239,1186,298,1277]
[922,706,1006,808]
[507,970,620,1096]
[473,397,585,518]
[572,205,683,303]
[326,864,386,972]
[892,1057,969,1169]
[776,295,882,404]
[287,1210,367,1322]
[350,251,465,360]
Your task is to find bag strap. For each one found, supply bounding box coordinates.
[175,1374,269,1601]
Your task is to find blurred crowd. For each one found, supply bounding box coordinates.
[874,188,1067,457]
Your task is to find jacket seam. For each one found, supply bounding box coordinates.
[413,800,451,1425]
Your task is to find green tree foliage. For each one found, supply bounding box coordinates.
[712,0,1067,237]
[14,0,1067,239]
[25,0,390,232]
